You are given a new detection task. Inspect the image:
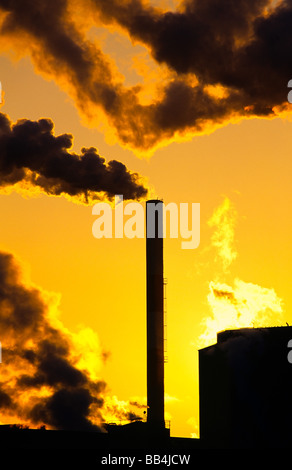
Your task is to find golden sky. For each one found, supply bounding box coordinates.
[0,0,292,438]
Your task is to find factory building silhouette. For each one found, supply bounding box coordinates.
[199,326,292,449]
[1,199,292,449]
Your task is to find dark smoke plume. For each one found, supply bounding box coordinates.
[0,0,291,151]
[0,250,105,430]
[0,112,147,203]
[90,0,292,108]
[0,250,141,430]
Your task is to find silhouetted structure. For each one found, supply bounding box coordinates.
[1,198,292,451]
[199,326,292,449]
[146,200,165,432]
[2,325,292,449]
[0,422,199,450]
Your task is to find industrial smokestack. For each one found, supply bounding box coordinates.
[146,200,165,429]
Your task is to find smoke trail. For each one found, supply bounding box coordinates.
[0,250,142,430]
[0,112,148,203]
[0,0,291,151]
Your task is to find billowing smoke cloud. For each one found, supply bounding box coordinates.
[89,0,292,115]
[0,0,291,151]
[0,250,142,430]
[0,112,148,203]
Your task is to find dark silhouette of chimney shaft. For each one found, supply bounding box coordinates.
[146,200,165,429]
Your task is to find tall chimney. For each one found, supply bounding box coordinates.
[146,200,165,429]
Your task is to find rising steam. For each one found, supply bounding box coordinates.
[207,197,237,272]
[197,197,284,348]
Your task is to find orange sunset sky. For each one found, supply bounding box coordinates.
[0,0,292,438]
